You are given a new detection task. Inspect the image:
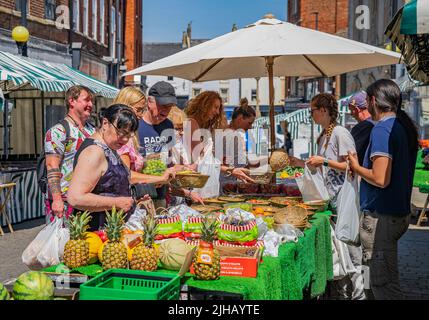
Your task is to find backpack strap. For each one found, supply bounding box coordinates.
[58,118,71,142]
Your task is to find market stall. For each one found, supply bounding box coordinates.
[0,50,118,227]
[37,210,332,300]
[413,148,429,225]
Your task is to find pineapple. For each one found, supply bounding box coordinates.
[130,216,159,271]
[101,207,128,270]
[193,214,221,280]
[63,211,92,269]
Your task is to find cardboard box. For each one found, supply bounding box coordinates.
[190,246,262,278]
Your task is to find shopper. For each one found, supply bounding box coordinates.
[289,93,356,208]
[167,106,203,205]
[137,81,184,208]
[68,104,138,231]
[289,93,364,300]
[220,104,256,194]
[114,86,176,186]
[44,85,96,220]
[347,91,375,165]
[348,79,419,300]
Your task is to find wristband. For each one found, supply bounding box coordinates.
[323,158,329,167]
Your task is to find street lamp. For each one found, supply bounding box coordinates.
[11,26,29,57]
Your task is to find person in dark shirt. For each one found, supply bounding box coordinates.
[347,90,375,165]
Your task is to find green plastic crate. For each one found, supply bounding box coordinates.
[79,269,181,300]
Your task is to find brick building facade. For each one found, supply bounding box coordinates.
[0,0,138,85]
[287,0,349,101]
[123,0,143,85]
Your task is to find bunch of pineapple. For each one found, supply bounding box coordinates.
[63,211,92,269]
[101,207,129,270]
[130,216,159,271]
[193,214,221,280]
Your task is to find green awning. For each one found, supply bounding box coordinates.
[0,50,119,98]
[401,0,429,34]
[385,1,429,83]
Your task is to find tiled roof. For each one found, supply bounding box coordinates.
[143,39,209,64]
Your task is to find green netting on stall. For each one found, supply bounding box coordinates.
[42,212,333,300]
[42,263,104,277]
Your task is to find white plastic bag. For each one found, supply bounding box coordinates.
[22,218,69,267]
[125,207,148,231]
[37,220,69,267]
[335,168,361,246]
[295,165,330,202]
[194,138,221,198]
[330,223,357,280]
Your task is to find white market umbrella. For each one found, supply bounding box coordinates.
[125,15,401,148]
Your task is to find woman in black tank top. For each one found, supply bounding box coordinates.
[67,104,139,230]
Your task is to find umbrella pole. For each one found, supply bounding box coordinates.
[266,56,276,153]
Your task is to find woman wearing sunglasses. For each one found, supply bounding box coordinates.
[289,93,363,300]
[68,104,140,230]
[114,87,177,185]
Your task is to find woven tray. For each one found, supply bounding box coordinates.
[249,171,275,184]
[218,196,246,202]
[190,204,222,213]
[203,198,228,204]
[269,196,301,207]
[246,199,271,205]
[172,172,209,188]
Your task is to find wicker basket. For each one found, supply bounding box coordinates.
[269,149,290,172]
[171,172,209,188]
[249,171,275,184]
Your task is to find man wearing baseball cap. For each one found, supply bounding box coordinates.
[347,90,375,165]
[138,81,203,207]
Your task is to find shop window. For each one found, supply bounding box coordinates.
[220,88,229,104]
[15,0,30,14]
[92,0,98,41]
[193,88,201,97]
[83,0,89,36]
[100,0,105,43]
[45,0,56,20]
[251,89,257,101]
[72,0,80,32]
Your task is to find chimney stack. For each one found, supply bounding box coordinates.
[182,31,188,48]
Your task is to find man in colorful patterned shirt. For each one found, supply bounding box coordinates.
[44,85,96,220]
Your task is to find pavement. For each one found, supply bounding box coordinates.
[1,216,429,299]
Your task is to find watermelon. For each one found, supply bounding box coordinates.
[0,282,10,300]
[13,271,54,300]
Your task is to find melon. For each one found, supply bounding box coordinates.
[84,232,103,264]
[13,271,54,300]
[159,238,192,270]
[0,282,10,300]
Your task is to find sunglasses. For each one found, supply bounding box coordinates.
[109,121,135,139]
[310,107,320,115]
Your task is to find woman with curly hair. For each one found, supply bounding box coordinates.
[184,91,252,198]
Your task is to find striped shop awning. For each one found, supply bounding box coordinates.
[400,0,429,34]
[385,1,429,83]
[0,50,119,98]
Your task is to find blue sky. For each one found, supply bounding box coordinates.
[143,0,287,43]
